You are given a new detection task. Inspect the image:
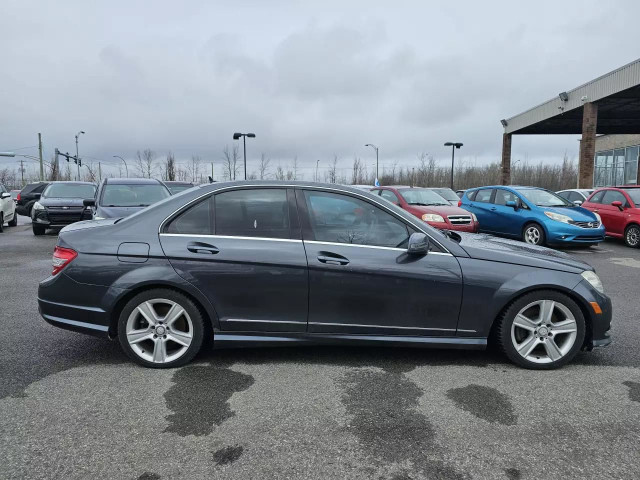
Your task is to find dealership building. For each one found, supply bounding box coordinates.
[500,58,640,188]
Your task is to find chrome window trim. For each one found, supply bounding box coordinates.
[309,321,456,332]
[160,233,302,243]
[304,240,453,256]
[157,183,451,254]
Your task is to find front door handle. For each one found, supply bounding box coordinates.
[317,254,349,266]
[187,241,219,255]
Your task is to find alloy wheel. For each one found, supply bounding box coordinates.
[510,299,578,364]
[524,226,541,245]
[626,226,640,247]
[125,298,193,364]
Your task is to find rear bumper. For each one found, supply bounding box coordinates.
[16,204,30,216]
[38,273,113,338]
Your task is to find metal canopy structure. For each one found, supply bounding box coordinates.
[500,58,640,187]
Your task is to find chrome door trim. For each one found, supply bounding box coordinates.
[304,240,453,256]
[309,321,456,332]
[224,318,307,325]
[160,233,302,243]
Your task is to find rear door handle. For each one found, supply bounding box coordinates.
[317,254,349,266]
[187,241,219,254]
[490,207,497,211]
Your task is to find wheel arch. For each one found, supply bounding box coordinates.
[107,282,218,340]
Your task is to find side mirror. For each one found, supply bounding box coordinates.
[573,200,583,206]
[83,199,96,207]
[0,192,10,199]
[611,200,623,211]
[407,232,430,256]
[505,200,518,210]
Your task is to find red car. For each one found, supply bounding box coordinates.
[371,186,479,232]
[581,186,640,248]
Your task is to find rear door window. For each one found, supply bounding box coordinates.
[474,189,494,203]
[215,188,290,239]
[165,198,212,235]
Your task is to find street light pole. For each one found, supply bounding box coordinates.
[75,131,85,181]
[444,142,463,190]
[315,159,320,182]
[364,144,379,184]
[233,132,256,180]
[113,155,129,177]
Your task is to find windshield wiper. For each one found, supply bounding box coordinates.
[408,202,430,206]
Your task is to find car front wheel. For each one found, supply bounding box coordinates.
[32,223,45,236]
[8,211,17,226]
[624,224,640,248]
[523,223,545,246]
[0,213,3,232]
[118,289,205,368]
[497,290,585,369]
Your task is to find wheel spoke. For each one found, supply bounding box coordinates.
[543,338,563,361]
[167,330,192,347]
[513,314,538,331]
[551,319,577,334]
[137,302,158,326]
[517,335,539,357]
[127,328,153,344]
[152,339,167,363]
[539,300,555,325]
[164,304,185,327]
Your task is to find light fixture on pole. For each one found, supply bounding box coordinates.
[113,155,129,177]
[233,132,256,180]
[444,142,463,190]
[364,143,379,185]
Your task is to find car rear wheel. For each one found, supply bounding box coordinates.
[497,290,585,369]
[8,211,17,226]
[32,223,45,236]
[0,213,4,232]
[118,289,205,368]
[523,223,545,246]
[624,224,640,248]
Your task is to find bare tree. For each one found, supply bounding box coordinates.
[164,152,176,181]
[187,155,201,183]
[351,157,365,184]
[222,145,240,181]
[326,155,338,184]
[292,156,299,180]
[258,153,271,180]
[47,155,59,181]
[275,165,285,180]
[135,149,156,178]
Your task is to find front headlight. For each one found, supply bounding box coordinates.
[471,213,478,222]
[593,212,602,223]
[544,211,572,223]
[581,270,604,294]
[422,213,445,223]
[33,202,45,211]
[93,216,105,220]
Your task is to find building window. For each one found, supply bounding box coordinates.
[625,146,639,185]
[594,150,612,187]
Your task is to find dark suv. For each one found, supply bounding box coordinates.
[16,182,49,217]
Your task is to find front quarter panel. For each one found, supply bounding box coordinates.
[457,258,583,336]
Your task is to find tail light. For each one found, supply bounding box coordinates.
[17,192,21,201]
[52,246,77,276]
[457,200,462,207]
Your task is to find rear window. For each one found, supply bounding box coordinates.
[101,183,170,207]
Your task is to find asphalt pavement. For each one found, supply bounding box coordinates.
[1,217,639,479]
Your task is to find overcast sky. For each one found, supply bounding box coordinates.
[2,0,640,179]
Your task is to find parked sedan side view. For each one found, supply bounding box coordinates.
[460,186,605,247]
[38,181,612,370]
[582,186,640,248]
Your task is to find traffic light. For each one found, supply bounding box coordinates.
[66,152,71,163]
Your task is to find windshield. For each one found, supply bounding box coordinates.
[168,184,193,194]
[101,184,170,207]
[623,188,640,205]
[431,188,459,202]
[43,183,96,199]
[519,189,571,207]
[399,189,449,206]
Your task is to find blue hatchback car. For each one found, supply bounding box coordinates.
[460,186,605,247]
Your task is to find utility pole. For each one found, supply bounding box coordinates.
[98,162,102,182]
[211,162,214,180]
[316,159,320,182]
[19,159,25,185]
[38,133,44,181]
[54,148,60,181]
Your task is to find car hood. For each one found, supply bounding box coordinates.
[409,205,471,216]
[455,232,591,273]
[537,205,598,222]
[96,205,146,218]
[39,197,87,208]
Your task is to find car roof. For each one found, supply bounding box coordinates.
[105,177,163,185]
[164,181,193,185]
[45,181,95,185]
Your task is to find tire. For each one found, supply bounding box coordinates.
[8,211,17,226]
[624,224,640,248]
[522,223,545,246]
[32,223,46,236]
[117,288,205,368]
[497,290,585,370]
[0,213,3,233]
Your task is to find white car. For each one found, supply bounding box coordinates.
[556,188,594,206]
[0,184,18,232]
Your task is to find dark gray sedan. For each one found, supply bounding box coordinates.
[38,181,612,369]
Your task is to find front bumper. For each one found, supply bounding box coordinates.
[32,208,92,227]
[572,279,612,350]
[428,221,479,233]
[546,224,606,245]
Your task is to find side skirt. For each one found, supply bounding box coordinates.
[212,331,487,350]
